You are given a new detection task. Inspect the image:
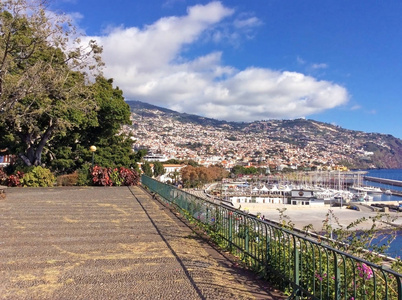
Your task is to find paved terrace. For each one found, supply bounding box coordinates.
[0,186,285,300]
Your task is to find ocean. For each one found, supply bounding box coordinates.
[363,169,402,258]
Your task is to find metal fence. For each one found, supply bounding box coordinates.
[141,176,402,300]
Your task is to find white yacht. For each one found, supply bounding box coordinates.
[350,186,382,194]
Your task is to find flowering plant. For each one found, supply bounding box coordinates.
[91,166,112,186]
[118,167,140,186]
[91,166,139,186]
[357,263,373,280]
[6,171,24,187]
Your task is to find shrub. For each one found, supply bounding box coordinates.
[119,167,140,186]
[6,171,24,187]
[110,168,123,186]
[90,166,140,186]
[91,166,112,186]
[76,163,92,186]
[56,173,79,186]
[21,167,55,187]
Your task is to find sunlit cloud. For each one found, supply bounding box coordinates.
[82,1,349,122]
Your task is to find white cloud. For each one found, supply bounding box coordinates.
[350,104,361,110]
[234,16,262,29]
[297,56,306,65]
[86,2,349,122]
[312,63,328,69]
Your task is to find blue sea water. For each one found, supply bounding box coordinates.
[380,232,402,259]
[363,169,402,258]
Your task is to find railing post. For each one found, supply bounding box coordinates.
[265,232,270,277]
[294,248,300,300]
[228,212,233,251]
[245,223,249,253]
[334,252,341,300]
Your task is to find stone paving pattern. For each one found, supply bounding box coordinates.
[0,186,284,299]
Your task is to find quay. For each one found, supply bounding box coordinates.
[364,175,402,187]
[0,187,284,300]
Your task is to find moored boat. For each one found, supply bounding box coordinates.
[351,192,373,202]
[350,185,382,194]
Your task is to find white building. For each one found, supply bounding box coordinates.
[158,164,186,183]
[143,153,168,162]
[289,189,325,206]
[230,196,285,205]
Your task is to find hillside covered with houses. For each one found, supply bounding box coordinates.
[125,101,402,172]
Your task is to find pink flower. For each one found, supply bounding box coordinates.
[357,263,373,280]
[315,273,323,281]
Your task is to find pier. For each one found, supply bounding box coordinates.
[364,175,402,187]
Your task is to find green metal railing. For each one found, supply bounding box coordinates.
[142,176,402,300]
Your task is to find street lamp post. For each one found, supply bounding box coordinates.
[89,145,97,168]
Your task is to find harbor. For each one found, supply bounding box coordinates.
[191,171,402,259]
[192,170,402,215]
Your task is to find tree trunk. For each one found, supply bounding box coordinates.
[19,154,32,166]
[20,121,55,166]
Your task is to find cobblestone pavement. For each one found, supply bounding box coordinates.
[0,186,285,300]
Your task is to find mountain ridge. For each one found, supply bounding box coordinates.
[126,100,402,169]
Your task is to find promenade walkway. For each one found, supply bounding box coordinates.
[0,186,284,299]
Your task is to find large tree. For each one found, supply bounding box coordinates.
[48,77,135,173]
[0,0,103,166]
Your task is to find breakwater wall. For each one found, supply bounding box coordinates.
[364,176,402,187]
[388,190,402,197]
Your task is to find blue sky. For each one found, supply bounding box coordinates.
[52,0,402,138]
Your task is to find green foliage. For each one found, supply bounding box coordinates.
[47,77,136,174]
[76,163,92,186]
[319,210,400,262]
[152,161,166,177]
[276,208,295,230]
[141,161,153,177]
[0,0,103,167]
[21,166,55,187]
[134,149,147,162]
[164,159,182,164]
[109,169,123,186]
[0,2,136,173]
[231,165,260,175]
[187,159,199,167]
